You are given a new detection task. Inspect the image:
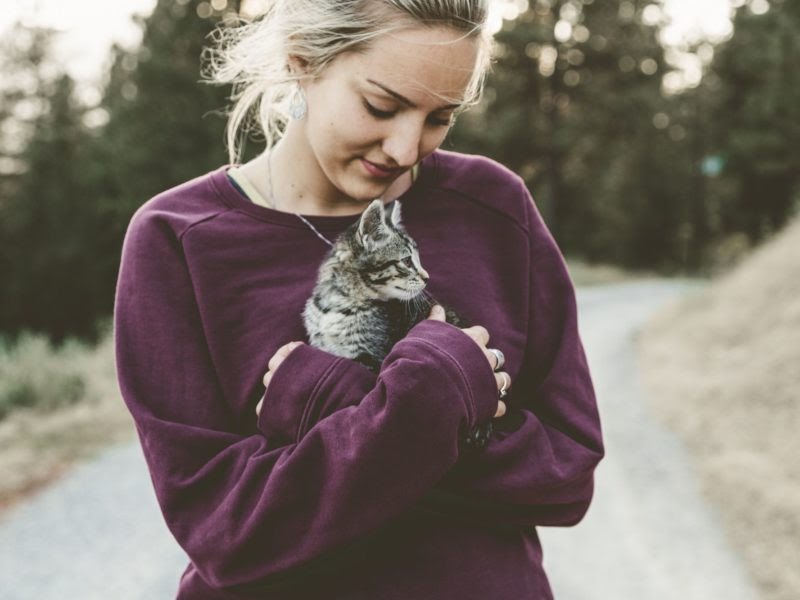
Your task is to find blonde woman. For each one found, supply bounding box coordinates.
[114,1,604,598]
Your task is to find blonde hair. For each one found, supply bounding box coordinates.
[203,0,493,164]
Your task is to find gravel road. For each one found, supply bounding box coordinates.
[0,280,760,599]
[540,280,759,600]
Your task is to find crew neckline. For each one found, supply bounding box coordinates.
[211,151,440,231]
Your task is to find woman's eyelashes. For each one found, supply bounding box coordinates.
[363,100,394,119]
[430,114,454,127]
[362,99,452,127]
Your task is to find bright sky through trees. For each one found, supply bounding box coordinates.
[0,0,737,92]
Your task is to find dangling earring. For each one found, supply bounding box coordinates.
[289,84,307,120]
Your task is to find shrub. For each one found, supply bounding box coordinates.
[0,327,111,420]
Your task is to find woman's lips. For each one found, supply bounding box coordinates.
[361,159,399,179]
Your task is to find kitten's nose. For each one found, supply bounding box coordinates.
[419,267,430,282]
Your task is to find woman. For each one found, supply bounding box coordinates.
[114,1,604,598]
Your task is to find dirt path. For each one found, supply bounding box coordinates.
[0,280,760,599]
[541,280,759,599]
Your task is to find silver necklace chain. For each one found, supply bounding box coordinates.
[267,151,335,248]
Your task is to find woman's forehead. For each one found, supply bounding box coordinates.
[350,27,479,105]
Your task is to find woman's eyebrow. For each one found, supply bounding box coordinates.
[366,78,460,111]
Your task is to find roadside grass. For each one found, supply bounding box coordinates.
[566,258,654,287]
[640,218,800,600]
[0,322,134,511]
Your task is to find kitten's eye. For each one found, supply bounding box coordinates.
[402,257,414,268]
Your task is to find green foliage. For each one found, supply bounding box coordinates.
[449,0,799,271]
[705,0,800,242]
[450,0,693,270]
[0,1,235,342]
[96,0,234,218]
[0,24,58,165]
[0,73,104,340]
[1,0,799,342]
[0,331,92,420]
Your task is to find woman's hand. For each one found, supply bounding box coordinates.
[256,307,511,420]
[428,305,508,418]
[255,341,304,417]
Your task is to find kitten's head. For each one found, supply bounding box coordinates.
[344,200,429,301]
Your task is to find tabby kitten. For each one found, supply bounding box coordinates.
[303,200,491,450]
[303,199,456,371]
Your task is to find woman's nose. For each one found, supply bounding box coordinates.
[382,119,423,168]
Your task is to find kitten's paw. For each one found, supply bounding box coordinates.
[460,422,493,453]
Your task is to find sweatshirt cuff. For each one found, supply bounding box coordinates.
[401,320,498,428]
[256,344,376,446]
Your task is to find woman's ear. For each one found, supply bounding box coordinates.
[287,55,310,76]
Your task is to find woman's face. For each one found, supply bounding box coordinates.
[298,26,480,202]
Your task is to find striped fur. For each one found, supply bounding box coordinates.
[303,200,460,371]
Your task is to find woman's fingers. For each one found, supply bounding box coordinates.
[495,370,511,398]
[460,324,510,404]
[255,395,264,418]
[259,334,511,421]
[259,342,303,416]
[267,341,303,372]
[427,304,446,321]
[485,348,506,370]
[427,308,491,351]
[462,325,489,347]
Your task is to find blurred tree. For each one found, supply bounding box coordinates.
[0,72,97,341]
[93,0,238,224]
[0,24,60,204]
[75,0,241,337]
[0,25,94,341]
[451,0,691,270]
[706,0,800,242]
[1,1,241,342]
[12,0,797,341]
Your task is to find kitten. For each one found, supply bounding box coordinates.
[303,199,491,450]
[303,199,458,371]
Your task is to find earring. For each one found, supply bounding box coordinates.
[289,84,307,120]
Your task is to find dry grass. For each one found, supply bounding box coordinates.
[0,326,135,511]
[566,258,651,287]
[640,219,800,600]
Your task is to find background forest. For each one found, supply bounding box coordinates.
[0,0,798,345]
[2,3,798,596]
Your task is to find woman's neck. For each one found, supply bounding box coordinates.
[239,126,414,217]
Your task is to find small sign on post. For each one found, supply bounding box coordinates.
[701,155,725,177]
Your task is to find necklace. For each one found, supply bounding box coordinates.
[267,151,335,248]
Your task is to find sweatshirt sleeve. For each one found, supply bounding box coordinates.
[114,208,498,593]
[255,343,376,448]
[433,179,605,527]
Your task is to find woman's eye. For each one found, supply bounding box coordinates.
[429,115,453,128]
[363,100,395,119]
[364,99,452,128]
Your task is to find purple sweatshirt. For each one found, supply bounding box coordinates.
[114,149,604,599]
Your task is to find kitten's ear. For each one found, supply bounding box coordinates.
[390,201,403,228]
[358,200,386,248]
